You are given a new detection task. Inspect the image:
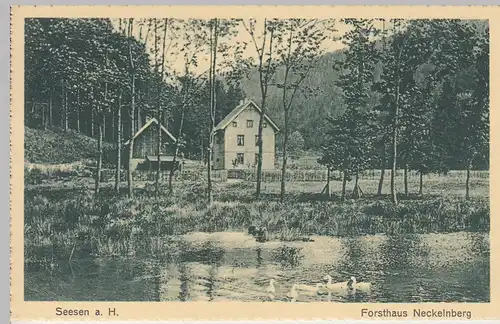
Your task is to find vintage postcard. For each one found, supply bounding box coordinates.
[10,4,500,322]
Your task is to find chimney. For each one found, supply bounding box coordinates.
[239,99,245,105]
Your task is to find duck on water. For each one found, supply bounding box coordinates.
[247,225,315,243]
[322,275,372,295]
[248,226,269,243]
[266,279,276,300]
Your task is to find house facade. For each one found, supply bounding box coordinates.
[123,118,180,171]
[212,99,279,170]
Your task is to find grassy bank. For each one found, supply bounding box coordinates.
[25,126,115,165]
[25,179,489,265]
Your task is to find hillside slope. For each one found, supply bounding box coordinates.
[24,126,115,165]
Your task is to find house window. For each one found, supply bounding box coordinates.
[247,120,254,128]
[215,136,220,144]
[255,153,259,165]
[236,153,244,165]
[237,135,244,146]
[255,135,259,146]
[263,122,267,128]
[232,121,238,127]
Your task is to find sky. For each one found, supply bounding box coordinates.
[110,18,390,79]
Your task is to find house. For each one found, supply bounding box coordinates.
[212,98,279,170]
[123,118,181,171]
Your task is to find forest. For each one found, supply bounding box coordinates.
[24,18,489,204]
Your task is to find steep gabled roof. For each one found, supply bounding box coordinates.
[124,118,176,146]
[213,99,280,132]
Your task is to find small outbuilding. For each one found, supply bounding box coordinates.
[123,118,181,172]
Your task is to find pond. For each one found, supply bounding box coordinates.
[25,231,490,303]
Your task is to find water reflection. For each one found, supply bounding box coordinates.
[178,263,190,301]
[272,245,304,268]
[207,264,218,301]
[25,232,490,303]
[256,247,262,268]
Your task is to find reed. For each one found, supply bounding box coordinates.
[24,180,489,262]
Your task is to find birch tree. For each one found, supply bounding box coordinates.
[332,18,379,199]
[168,19,208,193]
[240,18,281,199]
[273,18,335,202]
[126,18,137,198]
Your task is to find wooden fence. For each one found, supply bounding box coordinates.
[26,162,489,184]
[98,168,489,183]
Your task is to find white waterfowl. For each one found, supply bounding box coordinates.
[295,283,323,296]
[322,275,356,294]
[266,279,276,300]
[286,284,299,302]
[350,276,372,292]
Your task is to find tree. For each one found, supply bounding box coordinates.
[204,18,240,204]
[287,130,305,161]
[421,20,487,198]
[207,18,219,204]
[239,18,281,199]
[373,19,432,204]
[126,18,137,198]
[319,106,377,201]
[114,87,122,194]
[272,18,335,202]
[467,23,489,198]
[327,18,379,199]
[94,21,114,197]
[154,18,170,196]
[168,19,209,193]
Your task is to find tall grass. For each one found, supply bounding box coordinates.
[24,181,489,263]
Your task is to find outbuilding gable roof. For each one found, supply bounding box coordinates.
[124,118,176,146]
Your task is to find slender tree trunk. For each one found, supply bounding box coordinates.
[279,113,289,203]
[256,114,265,198]
[256,24,274,199]
[102,114,106,140]
[404,163,408,196]
[391,40,403,205]
[49,87,53,126]
[94,120,103,197]
[136,105,140,134]
[155,18,169,196]
[154,18,161,196]
[169,101,187,193]
[352,171,360,199]
[377,143,385,196]
[127,18,136,198]
[207,19,218,205]
[64,88,69,132]
[391,81,401,205]
[155,111,162,195]
[419,171,423,195]
[76,92,80,133]
[377,168,385,196]
[111,109,115,143]
[91,108,95,137]
[127,74,136,198]
[341,170,347,202]
[41,101,46,130]
[60,79,67,131]
[114,91,122,194]
[200,136,205,163]
[326,168,331,198]
[466,160,471,199]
